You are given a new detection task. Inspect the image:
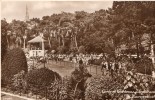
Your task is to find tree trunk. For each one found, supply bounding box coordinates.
[151,41,155,64]
[62,37,65,47]
[6,35,10,48]
[75,35,78,48]
[150,33,155,64]
[48,37,51,48]
[136,42,139,59]
[59,36,61,46]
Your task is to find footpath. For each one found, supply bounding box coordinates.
[1,91,35,100]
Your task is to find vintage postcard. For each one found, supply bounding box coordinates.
[1,1,155,100]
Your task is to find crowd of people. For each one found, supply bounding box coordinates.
[28,53,154,74]
[47,53,103,64]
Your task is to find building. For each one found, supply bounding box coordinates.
[28,35,48,57]
[25,5,29,22]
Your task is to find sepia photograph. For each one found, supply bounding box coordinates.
[1,1,155,100]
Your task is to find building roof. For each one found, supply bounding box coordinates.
[28,36,47,43]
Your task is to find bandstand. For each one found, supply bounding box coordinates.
[28,35,48,57]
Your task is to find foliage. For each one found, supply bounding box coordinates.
[1,33,8,62]
[85,68,155,100]
[57,46,68,54]
[75,11,88,20]
[1,19,8,61]
[3,2,155,55]
[69,47,78,54]
[66,66,92,100]
[93,59,103,66]
[111,1,155,57]
[26,68,61,87]
[2,48,28,85]
[78,45,85,54]
[49,39,59,51]
[47,76,70,100]
[134,57,154,75]
[85,73,125,100]
[11,70,27,92]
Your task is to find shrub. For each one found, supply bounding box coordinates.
[25,68,61,98]
[2,48,28,86]
[48,76,70,100]
[134,57,154,75]
[26,68,61,87]
[57,46,68,54]
[93,59,103,65]
[85,73,125,100]
[11,70,27,92]
[78,46,85,54]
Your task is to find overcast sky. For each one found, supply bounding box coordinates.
[1,1,113,22]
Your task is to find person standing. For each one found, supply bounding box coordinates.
[111,62,115,78]
[115,61,119,73]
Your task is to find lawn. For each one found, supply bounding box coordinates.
[28,60,103,77]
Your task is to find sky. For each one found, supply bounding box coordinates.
[1,1,113,22]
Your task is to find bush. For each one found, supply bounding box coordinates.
[25,68,62,98]
[78,46,85,54]
[26,68,61,87]
[11,70,27,92]
[2,48,28,86]
[93,59,103,65]
[47,76,70,100]
[134,57,154,75]
[85,73,125,100]
[57,46,68,54]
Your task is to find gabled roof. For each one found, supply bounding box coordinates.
[28,35,47,43]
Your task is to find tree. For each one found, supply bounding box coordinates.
[1,19,8,61]
[134,57,154,75]
[78,45,85,54]
[57,46,68,54]
[110,1,155,57]
[2,48,28,85]
[75,11,88,20]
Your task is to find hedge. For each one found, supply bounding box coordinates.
[2,48,28,86]
[26,68,61,87]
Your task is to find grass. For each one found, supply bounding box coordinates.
[28,60,103,77]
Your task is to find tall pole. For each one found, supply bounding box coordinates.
[41,33,45,68]
[23,35,26,51]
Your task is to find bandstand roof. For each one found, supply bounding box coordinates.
[28,36,47,43]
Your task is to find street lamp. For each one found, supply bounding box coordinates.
[40,32,46,68]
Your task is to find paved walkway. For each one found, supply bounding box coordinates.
[1,91,35,100]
